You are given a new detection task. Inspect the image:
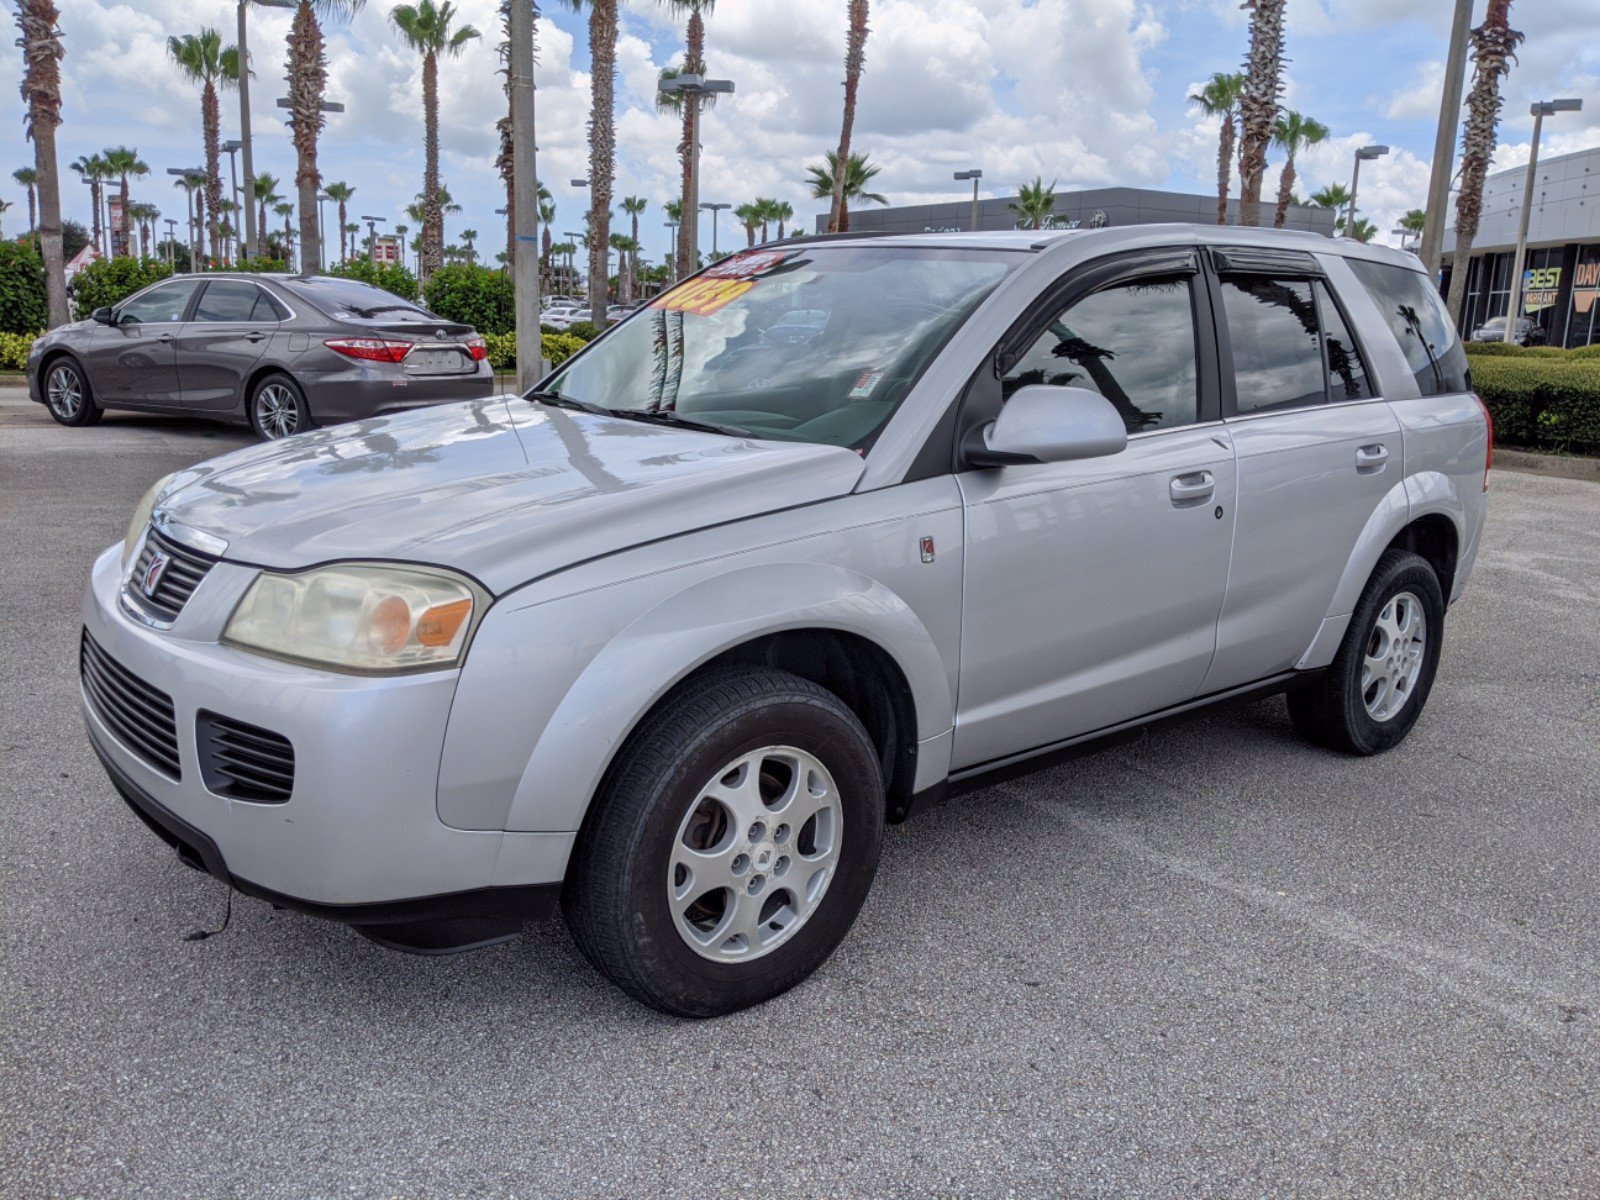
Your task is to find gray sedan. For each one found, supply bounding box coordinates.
[27,273,494,440]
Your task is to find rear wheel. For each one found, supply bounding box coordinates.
[563,666,884,1017]
[43,358,102,427]
[1288,549,1444,755]
[248,373,313,440]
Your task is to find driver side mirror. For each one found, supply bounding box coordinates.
[91,306,115,326]
[965,385,1129,468]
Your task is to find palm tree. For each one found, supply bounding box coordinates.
[1446,0,1523,327]
[323,180,354,261]
[609,232,638,302]
[285,0,365,273]
[16,0,69,324]
[1270,112,1328,229]
[460,227,477,265]
[129,201,159,258]
[827,0,870,233]
[70,154,108,255]
[0,199,11,238]
[1236,0,1287,227]
[734,201,761,247]
[1188,72,1245,226]
[13,167,38,237]
[167,29,239,263]
[1398,207,1426,250]
[394,221,409,270]
[1343,217,1377,243]
[770,199,793,239]
[1007,176,1057,229]
[273,200,295,265]
[658,0,715,279]
[805,150,886,233]
[101,145,149,258]
[620,194,646,295]
[389,1,479,279]
[1309,183,1352,211]
[251,172,281,252]
[174,173,205,262]
[564,0,618,326]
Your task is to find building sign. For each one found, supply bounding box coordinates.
[1522,265,1562,313]
[373,235,400,264]
[1573,261,1600,316]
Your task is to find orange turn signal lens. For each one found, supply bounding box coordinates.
[416,597,473,647]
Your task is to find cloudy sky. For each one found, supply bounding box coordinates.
[2,0,1595,264]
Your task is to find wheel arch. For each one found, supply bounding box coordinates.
[242,363,304,419]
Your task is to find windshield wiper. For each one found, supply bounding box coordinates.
[615,408,754,439]
[525,391,613,416]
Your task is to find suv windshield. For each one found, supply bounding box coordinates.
[543,244,1016,449]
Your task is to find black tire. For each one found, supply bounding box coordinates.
[248,372,314,440]
[563,666,884,1017]
[1288,549,1445,755]
[41,356,102,427]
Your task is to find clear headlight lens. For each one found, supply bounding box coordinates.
[122,472,176,565]
[223,563,486,674]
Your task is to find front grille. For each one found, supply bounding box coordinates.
[125,527,217,622]
[81,630,181,780]
[197,711,295,803]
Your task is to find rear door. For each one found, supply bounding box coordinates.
[82,278,203,406]
[173,280,283,411]
[1201,247,1401,692]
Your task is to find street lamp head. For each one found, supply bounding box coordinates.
[954,169,983,180]
[1533,98,1583,116]
[251,0,298,8]
[221,140,243,153]
[359,215,387,224]
[570,178,590,188]
[276,97,345,113]
[699,202,730,212]
[166,167,205,176]
[1356,145,1390,160]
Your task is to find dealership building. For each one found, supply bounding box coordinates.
[1443,145,1600,347]
[816,184,1337,238]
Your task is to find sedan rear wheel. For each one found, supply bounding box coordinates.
[249,373,313,441]
[44,359,102,427]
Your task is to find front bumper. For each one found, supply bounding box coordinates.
[81,542,574,916]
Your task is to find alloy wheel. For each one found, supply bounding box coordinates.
[254,384,300,439]
[667,745,843,963]
[47,365,83,420]
[1361,590,1427,722]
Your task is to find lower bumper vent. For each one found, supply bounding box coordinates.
[197,711,295,803]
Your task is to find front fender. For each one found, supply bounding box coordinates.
[438,560,956,836]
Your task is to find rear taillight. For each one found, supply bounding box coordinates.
[324,337,413,364]
[465,337,488,362]
[1473,392,1493,492]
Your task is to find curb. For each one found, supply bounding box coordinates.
[1496,448,1600,483]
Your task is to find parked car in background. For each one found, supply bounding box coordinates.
[1469,314,1546,346]
[83,227,1488,1017]
[27,274,493,440]
[542,304,588,331]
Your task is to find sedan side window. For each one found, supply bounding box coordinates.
[1001,275,1199,434]
[1219,276,1326,414]
[116,280,202,325]
[193,280,267,323]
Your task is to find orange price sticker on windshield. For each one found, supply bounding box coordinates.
[650,276,757,317]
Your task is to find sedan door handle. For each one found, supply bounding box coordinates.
[1356,443,1389,472]
[1169,470,1215,505]
[156,332,175,343]
[245,331,267,343]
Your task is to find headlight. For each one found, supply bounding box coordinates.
[122,472,177,565]
[223,563,487,674]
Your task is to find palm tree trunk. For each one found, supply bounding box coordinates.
[202,80,223,263]
[91,181,103,255]
[1216,119,1234,225]
[17,0,68,324]
[117,175,130,258]
[1273,156,1296,229]
[422,50,442,278]
[1236,0,1285,228]
[829,0,869,234]
[587,0,617,327]
[26,184,37,236]
[337,200,347,262]
[287,1,326,272]
[1446,0,1522,327]
[838,193,850,233]
[675,9,705,279]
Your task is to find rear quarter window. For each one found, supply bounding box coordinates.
[1346,258,1469,397]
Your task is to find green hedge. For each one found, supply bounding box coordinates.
[326,258,419,302]
[71,257,175,319]
[0,330,38,370]
[422,264,513,335]
[0,243,48,334]
[1464,340,1600,360]
[483,331,589,372]
[1470,355,1600,454]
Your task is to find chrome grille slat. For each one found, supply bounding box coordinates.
[197,711,295,803]
[80,631,181,779]
[124,528,218,622]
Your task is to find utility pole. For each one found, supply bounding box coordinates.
[1419,0,1473,281]
[955,169,983,231]
[1503,98,1583,344]
[508,0,542,391]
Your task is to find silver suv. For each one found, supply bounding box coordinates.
[81,227,1489,1016]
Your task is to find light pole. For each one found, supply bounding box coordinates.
[238,0,296,262]
[316,191,332,262]
[700,202,729,258]
[1419,0,1473,278]
[221,139,243,264]
[1345,145,1389,240]
[664,220,679,282]
[507,0,542,387]
[657,73,735,275]
[1503,98,1583,344]
[954,168,983,231]
[275,97,344,270]
[563,230,583,294]
[361,215,387,267]
[163,218,178,267]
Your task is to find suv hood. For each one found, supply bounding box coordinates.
[159,397,866,594]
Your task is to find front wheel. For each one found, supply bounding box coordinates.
[43,358,102,427]
[563,666,884,1017]
[1288,549,1445,755]
[248,373,314,440]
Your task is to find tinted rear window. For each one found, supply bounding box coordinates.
[288,277,435,323]
[1346,258,1469,397]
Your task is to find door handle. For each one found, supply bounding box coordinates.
[156,332,175,344]
[1356,443,1389,472]
[1169,470,1215,505]
[245,332,267,343]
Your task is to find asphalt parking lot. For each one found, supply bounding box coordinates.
[3,383,1598,1199]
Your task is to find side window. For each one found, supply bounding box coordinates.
[1219,275,1326,414]
[253,290,289,321]
[1315,281,1372,401]
[1001,274,1199,434]
[1346,258,1470,396]
[116,280,201,325]
[193,281,265,322]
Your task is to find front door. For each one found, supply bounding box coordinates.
[953,257,1236,770]
[173,280,280,410]
[82,278,202,407]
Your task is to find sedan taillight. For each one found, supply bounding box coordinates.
[465,337,488,362]
[324,337,414,364]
